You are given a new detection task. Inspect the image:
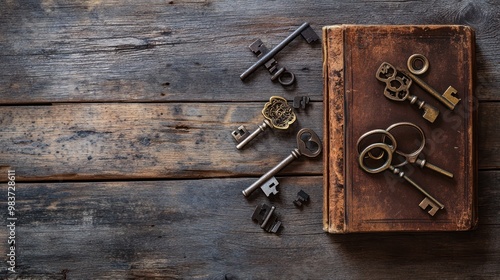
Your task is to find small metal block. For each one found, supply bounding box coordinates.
[251,204,282,233]
[293,190,310,207]
[293,96,310,109]
[231,125,250,143]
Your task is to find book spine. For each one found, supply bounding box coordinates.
[322,25,347,233]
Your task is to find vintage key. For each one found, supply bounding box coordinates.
[231,96,296,150]
[385,122,454,178]
[249,39,295,86]
[359,142,445,216]
[242,128,322,197]
[404,70,460,110]
[240,22,319,81]
[376,62,440,123]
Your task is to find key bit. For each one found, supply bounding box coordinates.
[261,177,279,196]
[293,190,310,207]
[404,70,460,110]
[419,197,441,216]
[406,93,439,123]
[242,128,322,197]
[231,125,250,143]
[249,39,295,86]
[240,22,319,81]
[252,204,282,233]
[293,96,311,110]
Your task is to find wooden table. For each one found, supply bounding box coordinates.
[0,1,498,278]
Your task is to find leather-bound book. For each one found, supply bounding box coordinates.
[322,25,477,233]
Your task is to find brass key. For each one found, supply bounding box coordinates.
[376,62,439,123]
[404,70,460,110]
[385,122,454,178]
[231,96,296,149]
[359,142,445,216]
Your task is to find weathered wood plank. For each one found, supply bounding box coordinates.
[0,102,323,181]
[0,0,498,103]
[0,173,498,279]
[0,102,497,181]
[478,102,500,170]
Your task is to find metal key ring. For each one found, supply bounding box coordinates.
[356,129,397,159]
[407,54,429,75]
[358,143,393,174]
[278,71,295,86]
[385,122,425,167]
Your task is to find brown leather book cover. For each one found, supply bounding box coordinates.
[322,25,477,233]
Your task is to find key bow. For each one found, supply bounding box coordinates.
[262,96,296,129]
[296,128,322,157]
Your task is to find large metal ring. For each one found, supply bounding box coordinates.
[407,54,429,75]
[358,143,393,174]
[356,129,397,158]
[385,122,425,167]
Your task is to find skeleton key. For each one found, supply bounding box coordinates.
[359,143,445,216]
[240,22,319,81]
[385,122,454,179]
[404,70,460,110]
[231,96,296,150]
[376,62,440,123]
[249,39,295,86]
[242,128,322,197]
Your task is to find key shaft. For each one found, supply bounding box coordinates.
[415,159,454,178]
[236,120,271,150]
[390,166,444,209]
[405,71,458,110]
[242,149,300,197]
[240,22,316,81]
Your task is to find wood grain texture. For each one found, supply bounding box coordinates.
[0,0,498,278]
[0,102,498,181]
[0,174,498,279]
[0,0,499,103]
[0,102,323,181]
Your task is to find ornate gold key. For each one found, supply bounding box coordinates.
[376,62,440,123]
[231,96,296,149]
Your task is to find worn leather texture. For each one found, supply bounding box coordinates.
[323,25,477,233]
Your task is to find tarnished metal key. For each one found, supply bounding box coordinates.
[384,122,454,179]
[242,128,322,197]
[231,96,296,149]
[404,70,460,110]
[359,143,445,216]
[376,62,440,123]
[249,39,295,86]
[240,22,319,81]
